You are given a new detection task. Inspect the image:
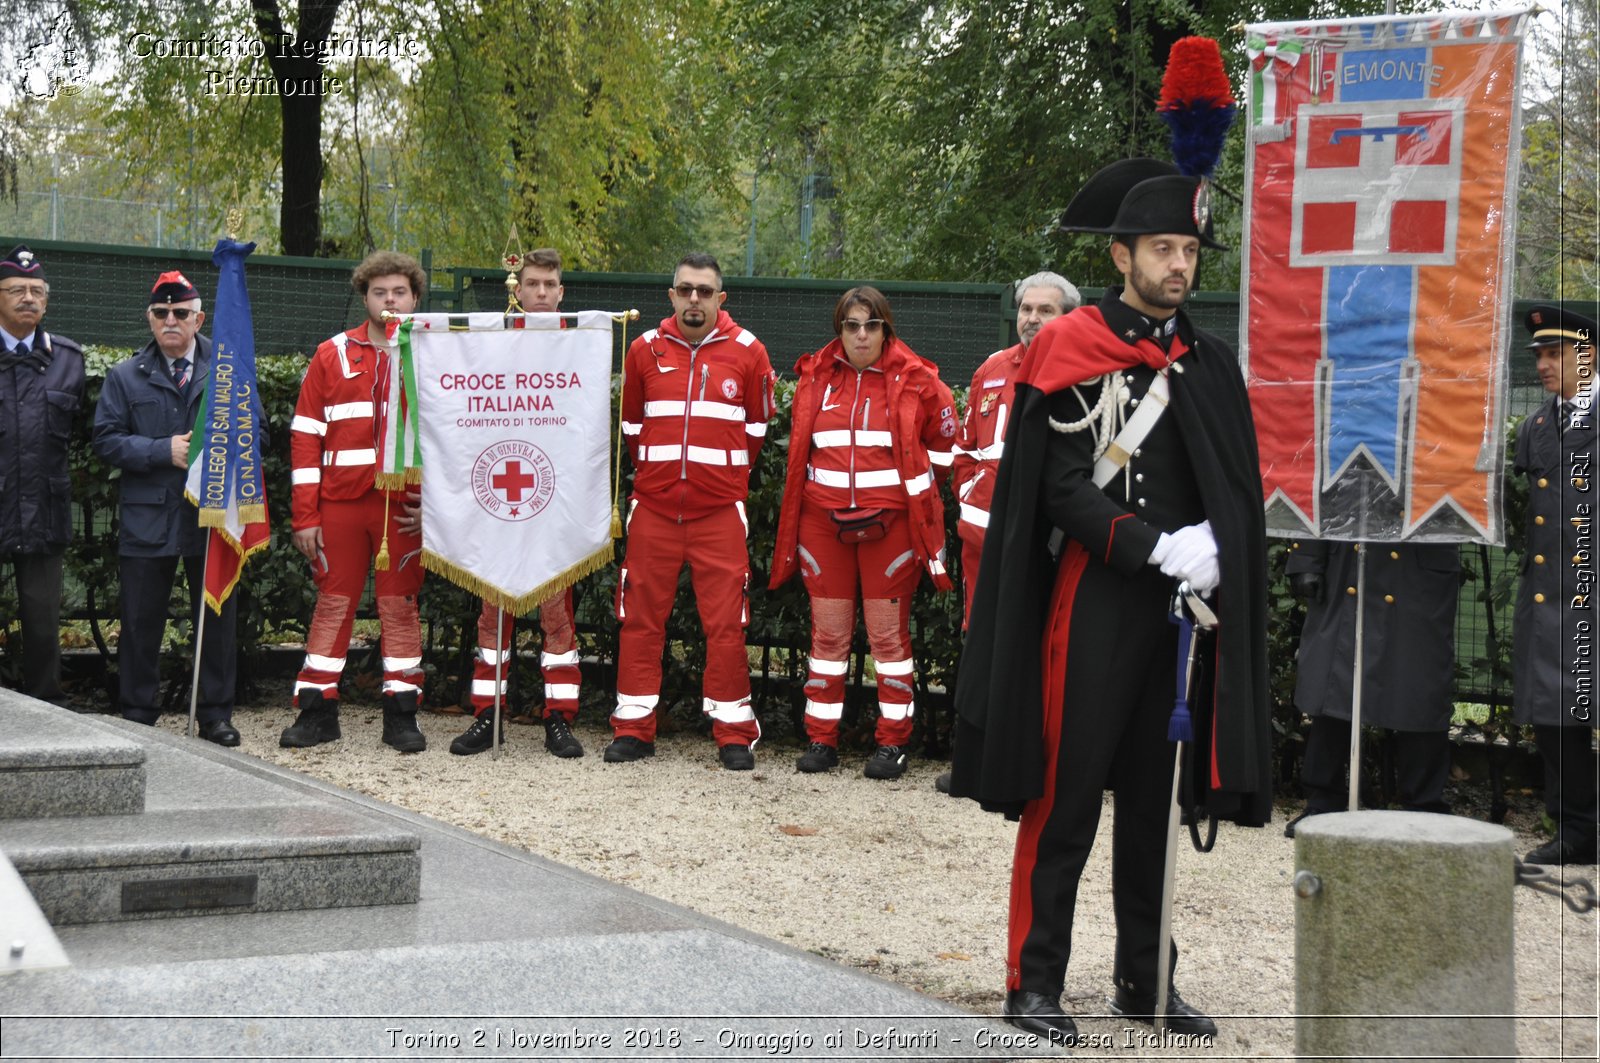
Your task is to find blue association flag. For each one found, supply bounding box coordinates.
[183,238,271,612]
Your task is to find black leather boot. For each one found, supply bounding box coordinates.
[279,689,341,748]
[1002,990,1079,1045]
[381,691,427,753]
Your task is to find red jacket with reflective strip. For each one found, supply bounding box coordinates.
[290,321,406,531]
[770,337,956,591]
[798,354,907,513]
[621,310,776,520]
[952,343,1026,541]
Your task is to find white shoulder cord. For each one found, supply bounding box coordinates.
[1048,374,1128,461]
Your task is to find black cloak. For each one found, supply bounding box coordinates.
[949,294,1272,826]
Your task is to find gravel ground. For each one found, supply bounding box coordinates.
[160,704,1597,1061]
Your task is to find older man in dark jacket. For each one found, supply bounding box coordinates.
[93,271,239,746]
[0,245,85,703]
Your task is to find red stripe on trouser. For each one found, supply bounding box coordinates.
[1009,559,1179,996]
[1006,543,1088,992]
[612,503,750,744]
[471,588,580,717]
[294,492,423,702]
[797,503,921,748]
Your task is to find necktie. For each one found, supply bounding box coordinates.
[172,358,189,389]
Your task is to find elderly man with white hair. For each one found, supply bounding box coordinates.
[93,270,241,745]
[937,272,1081,793]
[952,271,1083,624]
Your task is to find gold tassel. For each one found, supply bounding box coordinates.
[610,503,623,540]
[376,492,392,570]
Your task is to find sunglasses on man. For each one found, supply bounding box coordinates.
[671,284,719,300]
[149,307,195,321]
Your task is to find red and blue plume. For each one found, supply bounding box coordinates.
[1158,36,1237,178]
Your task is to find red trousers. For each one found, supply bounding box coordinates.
[612,502,755,746]
[472,589,580,719]
[959,523,985,629]
[294,492,424,703]
[796,503,920,748]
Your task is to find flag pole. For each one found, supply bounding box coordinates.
[492,605,505,761]
[1347,545,1368,811]
[186,537,210,739]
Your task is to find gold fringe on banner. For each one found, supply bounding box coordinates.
[197,504,270,527]
[373,469,423,491]
[421,544,615,616]
[203,527,271,615]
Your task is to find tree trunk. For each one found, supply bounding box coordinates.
[274,77,325,255]
[252,0,342,256]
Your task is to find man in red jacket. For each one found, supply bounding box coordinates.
[448,248,586,759]
[281,252,427,753]
[953,272,1082,624]
[938,271,1080,793]
[609,253,775,769]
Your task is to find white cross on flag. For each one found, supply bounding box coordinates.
[1290,97,1463,267]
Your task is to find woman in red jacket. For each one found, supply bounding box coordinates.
[770,287,956,779]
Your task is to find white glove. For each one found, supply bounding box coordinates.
[1153,520,1220,594]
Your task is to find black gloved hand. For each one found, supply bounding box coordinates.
[1289,571,1325,604]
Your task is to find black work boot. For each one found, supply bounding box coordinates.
[450,712,505,756]
[280,689,341,748]
[381,691,427,753]
[543,712,585,758]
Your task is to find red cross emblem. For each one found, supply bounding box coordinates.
[472,441,556,522]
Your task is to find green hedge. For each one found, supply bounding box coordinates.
[7,348,1522,759]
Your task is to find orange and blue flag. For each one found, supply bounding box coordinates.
[1241,10,1529,545]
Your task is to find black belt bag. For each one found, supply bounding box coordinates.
[830,506,887,543]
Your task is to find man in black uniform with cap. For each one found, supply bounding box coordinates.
[0,245,85,704]
[951,159,1271,1042]
[1282,538,1460,836]
[1514,303,1599,865]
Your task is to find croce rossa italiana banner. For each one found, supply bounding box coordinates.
[378,310,615,613]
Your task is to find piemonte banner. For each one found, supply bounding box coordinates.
[1241,9,1530,545]
[377,310,615,614]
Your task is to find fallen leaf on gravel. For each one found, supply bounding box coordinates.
[937,951,971,961]
[779,824,819,836]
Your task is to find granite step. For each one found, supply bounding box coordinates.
[0,693,421,926]
[0,805,421,926]
[0,696,146,819]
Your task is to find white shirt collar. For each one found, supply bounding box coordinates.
[0,326,38,351]
[161,339,198,369]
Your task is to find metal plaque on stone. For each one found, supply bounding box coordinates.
[121,874,258,914]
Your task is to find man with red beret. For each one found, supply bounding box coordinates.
[93,269,240,744]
